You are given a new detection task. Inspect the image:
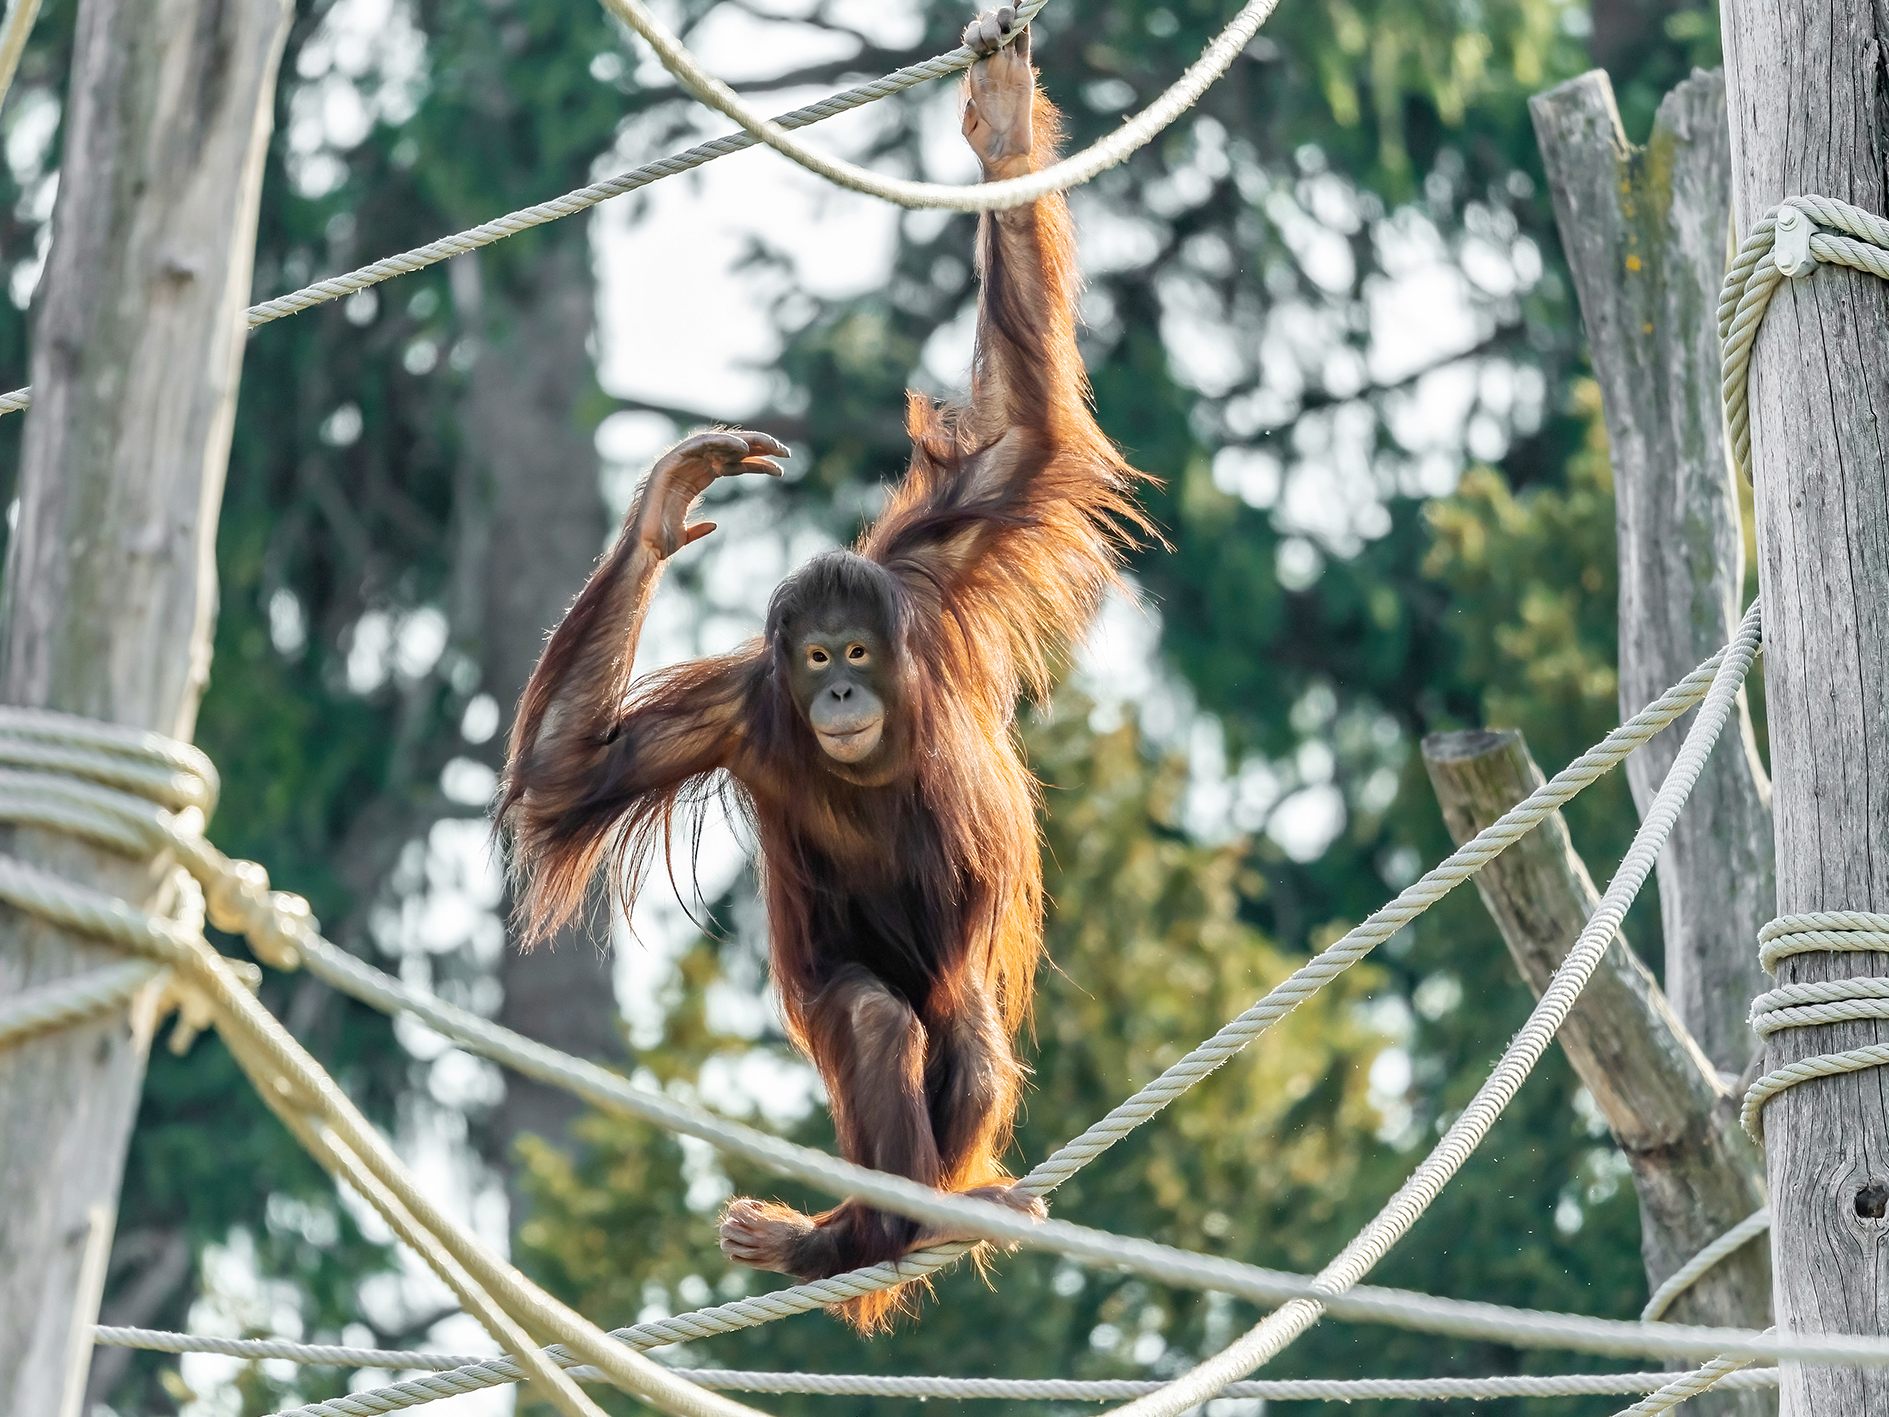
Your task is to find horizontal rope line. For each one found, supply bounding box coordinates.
[86,1328,1785,1405]
[0,961,164,1050]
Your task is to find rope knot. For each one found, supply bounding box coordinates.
[203,857,312,971]
[154,959,263,1055]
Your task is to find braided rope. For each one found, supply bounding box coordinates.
[1612,1342,1770,1417]
[596,0,1278,211]
[84,1329,1784,1406]
[0,960,164,1049]
[1640,1209,1771,1324]
[0,0,1053,419]
[1718,195,1889,481]
[1741,913,1889,1140]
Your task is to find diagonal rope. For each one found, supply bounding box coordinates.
[1069,600,1765,1417]
[265,618,1744,1379]
[21,613,1889,1414]
[1640,1209,1771,1323]
[0,736,770,1417]
[162,617,1773,1417]
[1611,1340,1772,1416]
[1741,913,1889,1140]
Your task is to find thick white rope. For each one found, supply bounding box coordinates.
[1640,1209,1771,1323]
[0,0,43,112]
[1611,1342,1771,1417]
[1741,913,1889,1140]
[1078,599,1765,1417]
[84,1329,1783,1405]
[594,0,1278,212]
[0,960,164,1049]
[0,0,1051,419]
[1718,195,1889,481]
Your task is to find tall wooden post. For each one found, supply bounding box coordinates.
[0,0,289,1410]
[1530,69,1774,1079]
[1719,0,1889,1411]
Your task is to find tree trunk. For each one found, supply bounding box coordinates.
[449,232,625,1218]
[1423,730,1771,1417]
[1718,0,1889,1411]
[0,0,288,1411]
[1530,68,1774,1078]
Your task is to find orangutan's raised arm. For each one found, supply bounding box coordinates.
[859,11,1150,699]
[498,429,784,941]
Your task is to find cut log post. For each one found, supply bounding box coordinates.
[1719,1,1889,1411]
[1530,68,1774,1079]
[0,0,289,1411]
[1424,730,1770,1415]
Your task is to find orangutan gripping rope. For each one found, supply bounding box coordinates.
[499,8,1150,1331]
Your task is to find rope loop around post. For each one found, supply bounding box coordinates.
[1742,912,1889,1140]
[1719,194,1889,482]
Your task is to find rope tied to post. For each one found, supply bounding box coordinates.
[1719,194,1889,482]
[1742,912,1889,1140]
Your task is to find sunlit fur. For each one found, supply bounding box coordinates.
[499,80,1152,1333]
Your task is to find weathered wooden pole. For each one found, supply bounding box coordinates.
[1719,0,1889,1410]
[1424,730,1770,1417]
[1530,69,1774,1080]
[0,0,289,1410]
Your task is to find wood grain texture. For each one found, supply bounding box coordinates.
[0,0,289,1410]
[1719,0,1889,1410]
[1424,730,1770,1417]
[1531,68,1775,1077]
